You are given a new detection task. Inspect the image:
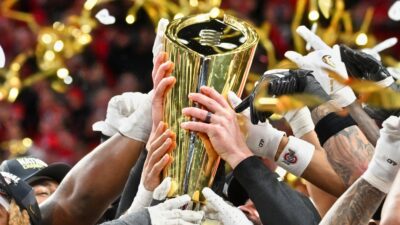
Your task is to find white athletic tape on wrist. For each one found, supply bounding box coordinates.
[331,86,356,108]
[376,76,395,88]
[284,107,314,138]
[277,136,315,177]
[361,166,393,194]
[126,184,153,214]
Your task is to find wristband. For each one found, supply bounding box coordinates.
[277,136,315,177]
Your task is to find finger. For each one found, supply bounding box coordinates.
[153,177,172,200]
[373,37,398,53]
[181,121,214,134]
[146,123,168,167]
[284,51,306,68]
[162,194,191,209]
[296,25,330,50]
[149,154,170,178]
[154,61,174,89]
[148,138,172,167]
[202,188,223,210]
[182,107,220,124]
[149,129,173,154]
[153,76,176,107]
[188,93,225,114]
[200,86,230,109]
[152,52,167,83]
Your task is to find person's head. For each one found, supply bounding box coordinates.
[0,172,41,225]
[0,157,71,204]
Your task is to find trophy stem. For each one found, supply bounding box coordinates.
[183,58,210,194]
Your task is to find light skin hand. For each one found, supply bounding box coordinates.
[147,64,176,150]
[142,122,175,191]
[181,86,253,168]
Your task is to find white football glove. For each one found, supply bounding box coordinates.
[362,116,400,193]
[202,188,252,225]
[285,26,356,107]
[228,91,285,160]
[92,92,150,137]
[148,195,204,225]
[152,18,169,64]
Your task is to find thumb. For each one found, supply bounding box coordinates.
[284,51,306,67]
[202,187,223,210]
[227,91,242,108]
[153,177,172,201]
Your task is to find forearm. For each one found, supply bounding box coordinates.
[320,178,385,225]
[346,101,379,146]
[298,132,347,197]
[233,156,320,225]
[41,134,144,225]
[312,101,374,187]
[274,134,346,197]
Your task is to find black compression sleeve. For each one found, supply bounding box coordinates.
[233,156,320,225]
[115,149,147,217]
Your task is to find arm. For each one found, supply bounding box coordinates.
[312,101,373,187]
[40,134,144,225]
[233,156,320,225]
[41,55,176,225]
[320,116,400,225]
[320,179,385,225]
[345,101,380,146]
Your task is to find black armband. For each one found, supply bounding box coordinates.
[314,112,357,146]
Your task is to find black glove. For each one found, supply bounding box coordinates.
[235,69,330,124]
[339,44,392,82]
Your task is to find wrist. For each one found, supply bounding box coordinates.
[226,147,254,169]
[274,136,289,161]
[331,86,356,107]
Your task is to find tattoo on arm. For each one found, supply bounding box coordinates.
[320,179,385,225]
[323,126,373,186]
[311,101,374,187]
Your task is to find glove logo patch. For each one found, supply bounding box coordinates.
[259,139,264,148]
[387,158,398,166]
[283,149,297,165]
[322,55,336,68]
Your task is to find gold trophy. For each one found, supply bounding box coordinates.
[163,13,259,201]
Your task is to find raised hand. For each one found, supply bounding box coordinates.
[228,91,285,160]
[340,44,394,85]
[235,69,329,124]
[181,86,253,169]
[285,25,356,107]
